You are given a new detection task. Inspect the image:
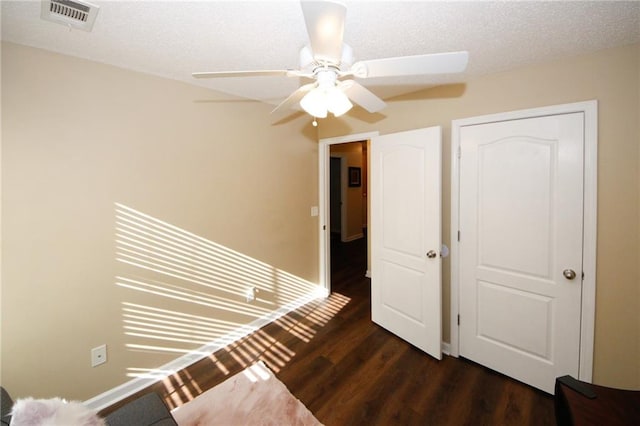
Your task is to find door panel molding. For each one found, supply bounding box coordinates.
[450,100,597,384]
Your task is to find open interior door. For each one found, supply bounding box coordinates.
[371,126,442,359]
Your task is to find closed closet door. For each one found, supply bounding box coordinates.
[459,113,584,393]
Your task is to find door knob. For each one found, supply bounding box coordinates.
[563,269,577,280]
[427,250,437,259]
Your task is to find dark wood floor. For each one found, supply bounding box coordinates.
[102,235,555,425]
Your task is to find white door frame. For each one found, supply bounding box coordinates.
[449,100,598,382]
[319,131,379,293]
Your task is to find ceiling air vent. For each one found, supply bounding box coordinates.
[41,0,100,32]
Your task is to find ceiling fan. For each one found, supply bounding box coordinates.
[193,0,469,121]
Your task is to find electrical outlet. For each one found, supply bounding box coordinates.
[91,344,107,367]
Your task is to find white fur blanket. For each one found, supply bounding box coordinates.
[10,397,104,426]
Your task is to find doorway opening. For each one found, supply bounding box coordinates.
[319,131,378,294]
[329,141,369,293]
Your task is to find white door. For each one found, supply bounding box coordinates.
[371,126,442,359]
[459,113,584,393]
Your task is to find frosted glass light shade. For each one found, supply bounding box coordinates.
[326,87,353,117]
[300,89,328,118]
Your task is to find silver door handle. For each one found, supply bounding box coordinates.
[563,269,577,280]
[427,250,437,259]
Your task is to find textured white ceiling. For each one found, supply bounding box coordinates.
[2,0,640,106]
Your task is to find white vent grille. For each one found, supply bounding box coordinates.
[41,0,100,32]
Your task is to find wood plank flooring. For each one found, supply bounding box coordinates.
[101,235,555,425]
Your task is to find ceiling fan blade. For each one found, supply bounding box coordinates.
[193,70,311,79]
[352,51,469,79]
[340,80,386,113]
[301,0,346,63]
[271,83,316,117]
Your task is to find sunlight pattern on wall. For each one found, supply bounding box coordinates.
[116,203,312,304]
[122,303,242,347]
[114,203,325,379]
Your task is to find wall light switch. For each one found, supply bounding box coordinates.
[311,206,319,217]
[246,287,257,302]
[91,344,107,367]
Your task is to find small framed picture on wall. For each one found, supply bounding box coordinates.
[348,167,361,187]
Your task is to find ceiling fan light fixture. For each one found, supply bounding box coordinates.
[193,1,469,122]
[300,88,328,118]
[300,86,352,118]
[326,87,352,117]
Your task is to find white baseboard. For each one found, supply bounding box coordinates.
[441,341,451,356]
[84,287,326,412]
[343,233,364,242]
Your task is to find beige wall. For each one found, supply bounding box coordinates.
[319,43,640,390]
[1,42,321,400]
